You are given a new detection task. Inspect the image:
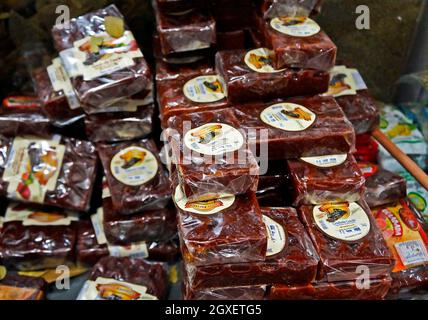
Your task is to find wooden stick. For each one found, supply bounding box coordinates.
[372,129,428,191]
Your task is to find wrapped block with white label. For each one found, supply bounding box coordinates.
[268,276,392,300]
[51,5,153,110]
[0,204,78,271]
[234,95,356,160]
[0,274,47,300]
[176,192,267,266]
[287,153,365,206]
[166,108,259,201]
[0,135,97,212]
[31,58,84,127]
[97,139,171,215]
[183,207,319,288]
[156,71,228,128]
[361,164,407,208]
[298,200,394,282]
[78,256,168,300]
[154,4,216,55]
[215,48,330,103]
[325,65,380,134]
[371,199,428,296]
[262,15,336,70]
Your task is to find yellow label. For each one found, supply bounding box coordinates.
[110,146,158,186]
[270,16,320,37]
[3,137,65,204]
[183,75,226,103]
[261,103,316,132]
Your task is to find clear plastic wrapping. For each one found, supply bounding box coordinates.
[262,0,323,19]
[326,65,380,134]
[166,108,259,200]
[0,204,77,271]
[184,207,319,289]
[97,139,171,215]
[268,276,392,300]
[51,5,153,110]
[183,282,267,300]
[215,48,329,103]
[80,256,168,300]
[154,4,216,55]
[76,220,180,266]
[0,135,97,212]
[362,165,407,208]
[177,192,267,266]
[0,274,47,300]
[155,58,214,83]
[287,153,365,206]
[155,0,205,14]
[298,200,394,282]
[156,71,228,128]
[371,199,428,296]
[0,96,51,137]
[234,95,356,160]
[85,104,154,143]
[261,15,336,71]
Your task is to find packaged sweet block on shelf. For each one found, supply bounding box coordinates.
[183,282,267,300]
[175,190,267,266]
[0,96,51,137]
[0,203,78,271]
[166,108,259,200]
[31,57,84,127]
[215,48,329,103]
[325,65,380,134]
[84,103,154,143]
[268,276,392,300]
[156,66,228,128]
[287,153,365,206]
[97,139,171,215]
[0,274,47,300]
[299,200,394,282]
[183,207,319,289]
[0,135,97,212]
[258,11,336,71]
[102,179,177,245]
[154,1,216,56]
[359,163,407,208]
[77,256,168,300]
[371,199,428,296]
[51,5,152,111]
[234,95,356,160]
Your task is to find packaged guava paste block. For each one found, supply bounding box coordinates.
[51,5,153,110]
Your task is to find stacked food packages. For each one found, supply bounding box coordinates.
[0,1,427,301]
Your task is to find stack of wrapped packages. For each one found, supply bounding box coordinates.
[1,1,428,301]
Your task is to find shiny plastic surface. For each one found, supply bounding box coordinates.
[0,274,47,300]
[183,282,266,300]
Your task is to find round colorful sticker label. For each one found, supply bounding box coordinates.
[244,48,285,73]
[184,123,244,156]
[270,17,321,37]
[174,185,235,215]
[313,202,371,242]
[300,154,348,168]
[110,147,158,186]
[183,75,225,103]
[263,215,287,256]
[260,103,316,131]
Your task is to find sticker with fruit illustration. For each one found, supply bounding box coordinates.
[300,154,348,168]
[184,122,244,156]
[77,277,157,300]
[3,138,65,204]
[59,16,142,81]
[244,48,285,73]
[313,202,371,242]
[4,203,78,226]
[263,215,287,257]
[261,102,316,132]
[174,185,235,215]
[324,66,367,98]
[183,75,226,103]
[373,200,428,271]
[270,16,320,37]
[110,146,158,186]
